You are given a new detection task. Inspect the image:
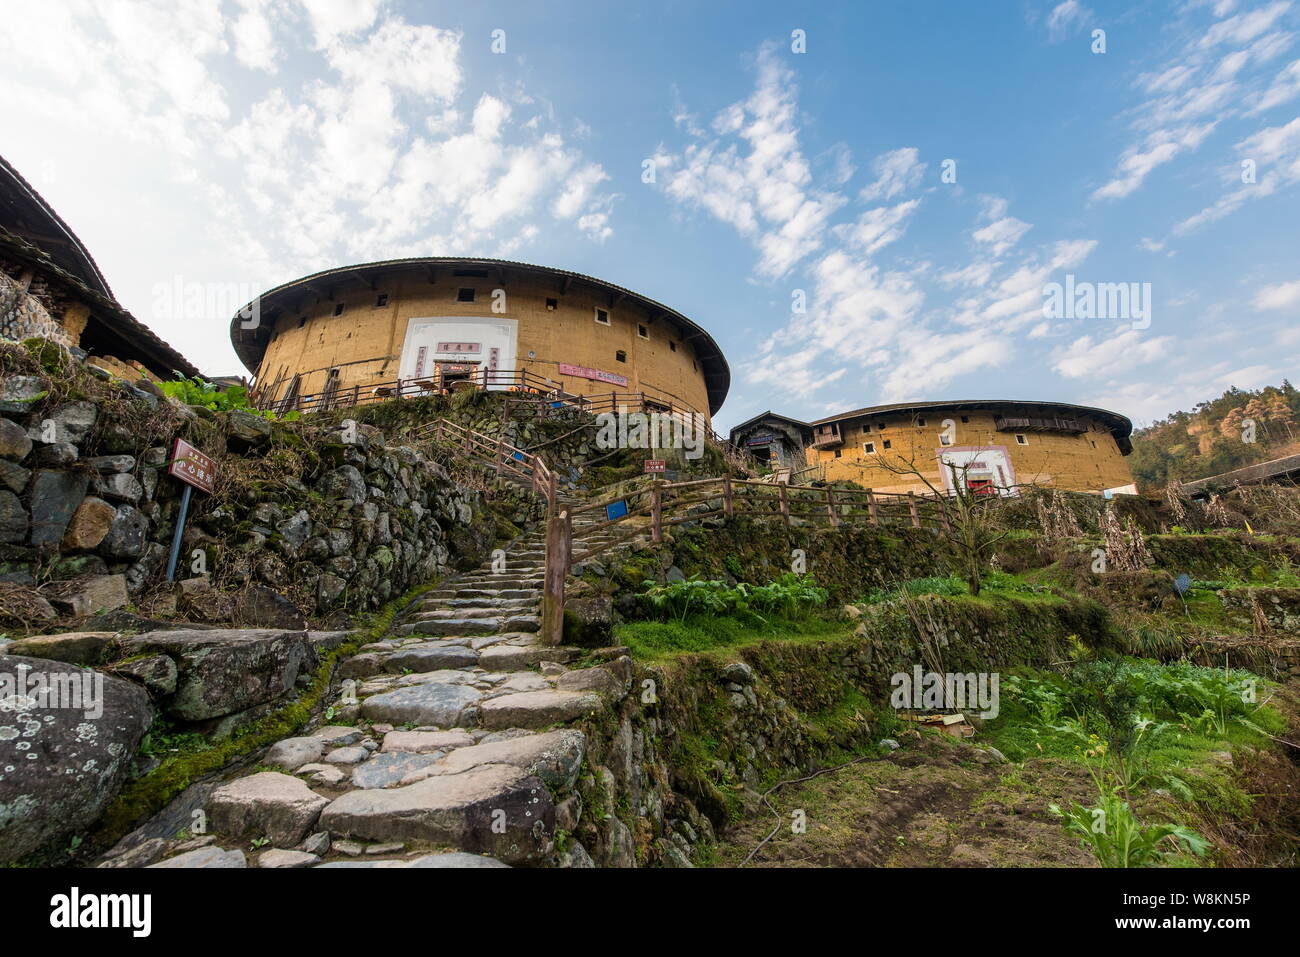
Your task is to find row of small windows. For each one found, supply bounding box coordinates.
[858,433,1029,455]
[306,296,678,347]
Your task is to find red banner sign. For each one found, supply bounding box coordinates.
[168,438,217,494]
[644,459,667,473]
[558,362,628,388]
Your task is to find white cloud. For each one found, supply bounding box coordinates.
[1173,115,1300,233]
[835,200,920,255]
[973,215,1032,256]
[1248,57,1300,113]
[0,1,616,368]
[1046,1,1091,42]
[653,44,844,278]
[298,0,384,49]
[860,147,926,202]
[1253,278,1300,309]
[1095,2,1298,205]
[1052,330,1173,379]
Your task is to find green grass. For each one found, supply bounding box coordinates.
[857,570,1057,605]
[613,614,854,662]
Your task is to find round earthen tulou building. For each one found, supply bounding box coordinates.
[230,258,730,424]
[729,400,1137,496]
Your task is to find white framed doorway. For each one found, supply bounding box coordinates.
[398,317,518,390]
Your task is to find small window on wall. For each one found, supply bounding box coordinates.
[834,450,842,458]
[669,341,677,352]
[546,298,558,311]
[594,308,610,325]
[916,417,927,427]
[1090,439,1096,448]
[960,415,970,423]
[615,350,627,363]
[637,324,648,338]
[375,293,389,307]
[1016,434,1028,445]
[333,302,345,316]
[457,288,475,303]
[882,439,892,450]
[298,317,306,328]
[864,442,876,454]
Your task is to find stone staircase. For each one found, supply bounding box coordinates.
[126,498,635,869]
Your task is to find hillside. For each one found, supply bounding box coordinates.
[1128,380,1300,490]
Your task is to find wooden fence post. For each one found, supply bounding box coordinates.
[779,484,790,525]
[866,488,878,525]
[495,436,504,475]
[908,492,920,528]
[722,475,733,518]
[540,506,570,645]
[651,481,663,543]
[826,487,839,527]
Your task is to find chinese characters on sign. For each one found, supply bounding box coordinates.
[557,362,629,388]
[437,342,481,353]
[644,459,667,473]
[168,438,217,494]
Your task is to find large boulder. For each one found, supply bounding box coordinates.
[61,497,115,550]
[232,585,307,630]
[0,376,47,415]
[42,402,98,444]
[0,491,26,544]
[0,655,152,863]
[0,632,115,665]
[44,574,130,618]
[99,505,148,559]
[115,629,311,721]
[0,419,30,462]
[28,471,91,547]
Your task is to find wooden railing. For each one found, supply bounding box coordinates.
[413,418,556,510]
[254,366,758,475]
[564,478,950,565]
[418,418,954,645]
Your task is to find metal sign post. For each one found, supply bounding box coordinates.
[164,438,217,583]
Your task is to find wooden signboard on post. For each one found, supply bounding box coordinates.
[165,438,217,581]
[644,459,666,473]
[168,438,217,494]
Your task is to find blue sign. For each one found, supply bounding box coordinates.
[606,500,629,521]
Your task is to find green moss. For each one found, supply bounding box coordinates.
[86,581,435,856]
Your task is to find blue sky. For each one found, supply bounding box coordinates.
[1,0,1297,432]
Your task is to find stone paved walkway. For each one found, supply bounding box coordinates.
[123,505,629,869]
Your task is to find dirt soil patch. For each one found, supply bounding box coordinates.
[714,732,1099,868]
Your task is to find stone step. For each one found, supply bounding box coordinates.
[425,588,539,600]
[452,578,544,589]
[396,614,540,636]
[428,597,537,609]
[318,763,552,864]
